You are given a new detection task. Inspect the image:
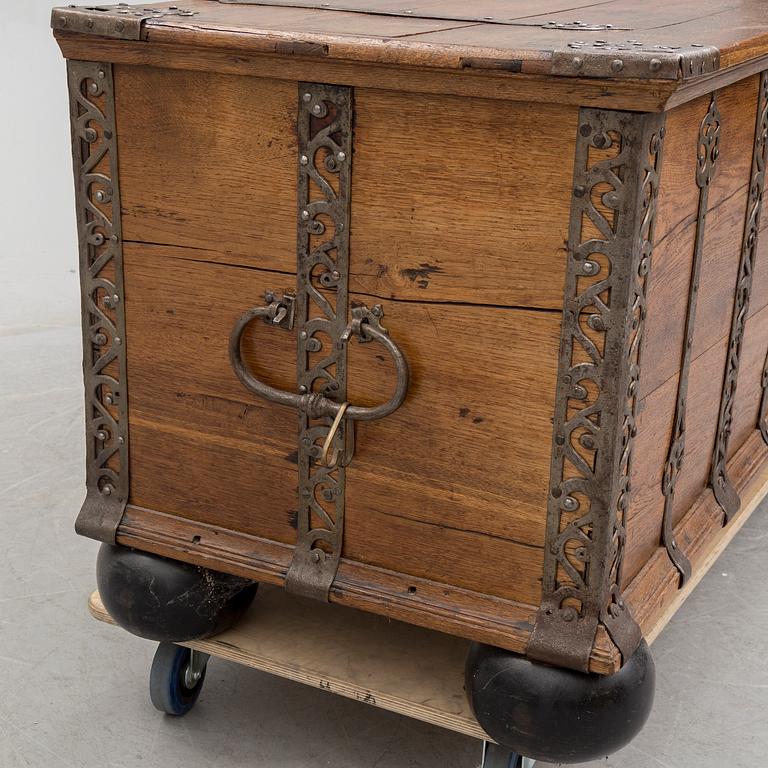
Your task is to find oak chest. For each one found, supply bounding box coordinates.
[54,1,768,761]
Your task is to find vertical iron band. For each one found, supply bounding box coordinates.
[68,61,129,543]
[660,94,721,586]
[528,108,665,672]
[711,73,768,520]
[284,83,353,601]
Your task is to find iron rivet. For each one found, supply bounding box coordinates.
[97,69,106,79]
[338,222,344,231]
[579,123,592,137]
[562,496,579,512]
[302,92,312,102]
[95,190,106,202]
[611,59,624,72]
[299,330,308,340]
[111,234,119,243]
[312,104,322,116]
[582,260,598,275]
[94,333,107,345]
[84,128,98,143]
[311,551,321,562]
[102,485,112,496]
[618,599,625,609]
[89,82,99,95]
[300,154,309,165]
[331,270,340,280]
[114,337,122,345]
[573,184,586,197]
[337,151,346,162]
[116,20,125,31]
[118,436,125,445]
[587,314,605,331]
[104,395,113,405]
[649,58,662,73]
[572,56,584,69]
[96,430,108,441]
[298,385,308,394]
[301,210,310,220]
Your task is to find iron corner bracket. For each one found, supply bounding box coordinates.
[527,107,666,673]
[68,60,130,544]
[551,43,720,81]
[51,4,198,41]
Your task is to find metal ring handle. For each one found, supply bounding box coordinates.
[229,302,409,423]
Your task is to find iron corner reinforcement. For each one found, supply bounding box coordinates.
[528,107,666,673]
[51,4,198,41]
[68,61,129,543]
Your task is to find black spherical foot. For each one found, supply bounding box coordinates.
[466,640,655,764]
[96,544,257,642]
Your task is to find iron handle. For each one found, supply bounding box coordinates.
[229,296,409,423]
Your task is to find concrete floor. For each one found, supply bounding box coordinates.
[2,4,768,767]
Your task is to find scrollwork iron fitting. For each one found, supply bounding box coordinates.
[68,61,130,544]
[711,73,768,522]
[661,94,721,587]
[230,83,409,602]
[528,107,665,672]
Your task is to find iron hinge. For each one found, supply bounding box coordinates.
[551,42,720,80]
[51,4,198,41]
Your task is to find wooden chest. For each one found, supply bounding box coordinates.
[54,0,768,703]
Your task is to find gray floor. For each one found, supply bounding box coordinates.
[2,4,768,767]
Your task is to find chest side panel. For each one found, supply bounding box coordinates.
[113,65,570,614]
[625,73,768,587]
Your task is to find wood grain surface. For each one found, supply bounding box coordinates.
[114,65,577,309]
[88,586,490,741]
[123,244,556,606]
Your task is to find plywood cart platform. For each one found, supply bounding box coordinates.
[89,586,534,767]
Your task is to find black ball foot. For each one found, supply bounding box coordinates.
[466,640,655,764]
[96,544,257,642]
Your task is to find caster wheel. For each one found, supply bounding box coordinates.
[149,642,209,716]
[97,543,257,641]
[482,742,535,768]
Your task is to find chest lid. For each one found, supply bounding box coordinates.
[52,0,768,83]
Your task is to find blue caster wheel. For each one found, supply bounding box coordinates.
[149,642,210,716]
[482,742,535,768]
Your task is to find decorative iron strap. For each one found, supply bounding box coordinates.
[761,356,768,444]
[229,82,409,601]
[527,109,665,672]
[285,83,354,601]
[712,74,768,521]
[660,95,721,586]
[68,61,129,543]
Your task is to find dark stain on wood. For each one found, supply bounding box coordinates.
[400,262,444,289]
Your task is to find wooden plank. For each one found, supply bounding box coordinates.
[640,76,760,401]
[123,245,556,605]
[139,0,768,73]
[114,66,577,308]
[626,430,768,642]
[87,586,490,741]
[625,303,768,582]
[56,35,679,112]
